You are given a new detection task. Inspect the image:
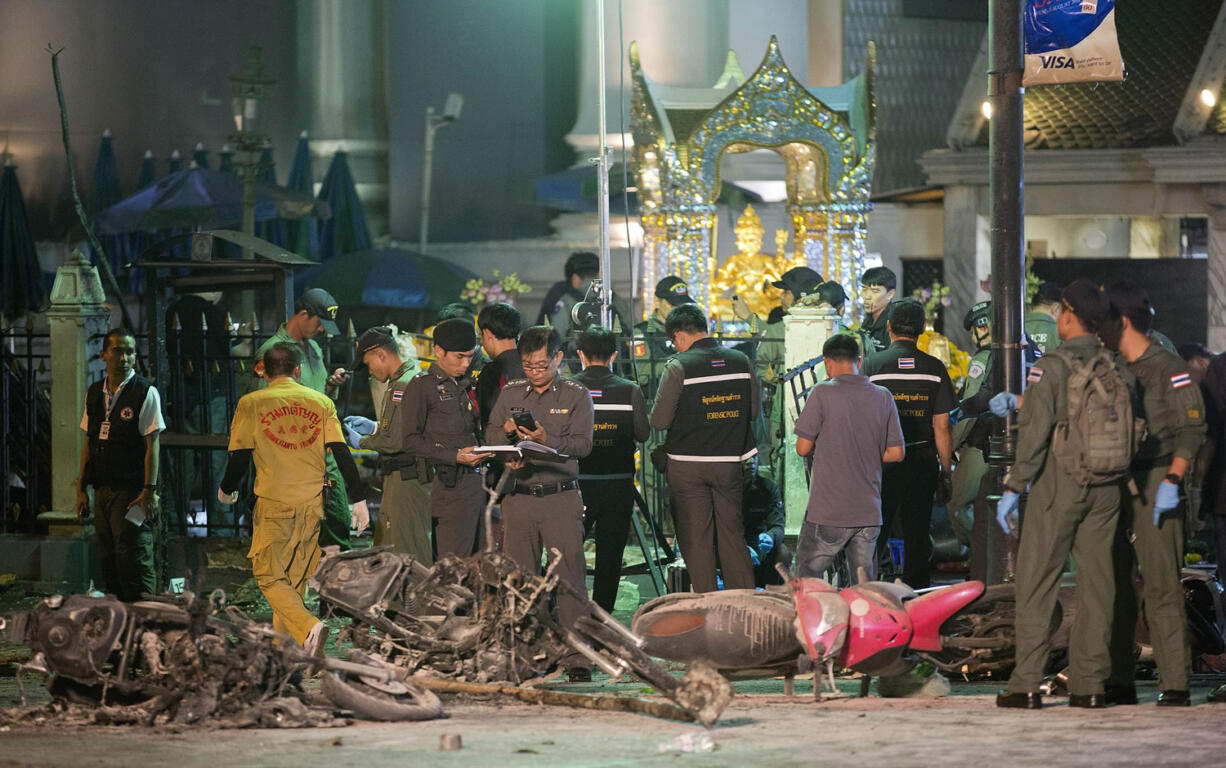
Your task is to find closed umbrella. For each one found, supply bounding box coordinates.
[192,143,210,170]
[316,149,371,261]
[218,145,234,176]
[255,143,286,247]
[0,160,46,320]
[285,130,316,260]
[138,150,156,188]
[166,149,182,176]
[90,130,127,279]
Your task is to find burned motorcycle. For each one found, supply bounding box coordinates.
[632,577,987,694]
[0,592,442,725]
[310,545,732,726]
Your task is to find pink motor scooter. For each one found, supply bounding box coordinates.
[633,573,986,697]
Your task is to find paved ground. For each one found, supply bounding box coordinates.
[2,672,1224,767]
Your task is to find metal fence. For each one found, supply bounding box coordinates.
[1,323,51,533]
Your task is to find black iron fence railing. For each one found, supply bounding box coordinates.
[1,324,51,533]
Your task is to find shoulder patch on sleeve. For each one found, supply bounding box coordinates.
[1027,366,1044,384]
[968,361,985,380]
[1170,372,1192,390]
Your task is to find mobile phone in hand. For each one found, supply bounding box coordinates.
[513,410,538,432]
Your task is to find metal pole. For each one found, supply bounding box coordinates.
[596,0,614,329]
[981,0,1025,584]
[241,164,255,260]
[420,107,437,255]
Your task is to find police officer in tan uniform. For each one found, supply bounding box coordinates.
[486,325,594,681]
[344,326,433,564]
[401,318,490,558]
[1101,281,1206,707]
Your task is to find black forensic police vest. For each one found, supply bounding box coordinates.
[573,368,637,476]
[665,339,756,462]
[85,374,152,488]
[865,341,949,445]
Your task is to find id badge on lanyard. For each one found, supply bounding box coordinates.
[100,379,125,441]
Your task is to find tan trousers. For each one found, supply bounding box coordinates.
[248,495,324,645]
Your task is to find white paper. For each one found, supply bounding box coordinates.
[125,504,146,527]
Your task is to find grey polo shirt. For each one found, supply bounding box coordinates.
[793,374,904,527]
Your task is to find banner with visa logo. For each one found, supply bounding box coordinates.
[1023,0,1124,86]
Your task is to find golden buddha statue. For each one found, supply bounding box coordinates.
[712,205,806,320]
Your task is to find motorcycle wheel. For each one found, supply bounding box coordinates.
[917,583,1033,677]
[320,671,443,722]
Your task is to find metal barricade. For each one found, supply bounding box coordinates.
[0,322,51,533]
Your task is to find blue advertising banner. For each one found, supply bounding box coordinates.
[1024,0,1124,86]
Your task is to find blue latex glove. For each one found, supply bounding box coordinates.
[757,532,775,555]
[997,491,1020,534]
[344,416,377,436]
[989,392,1019,418]
[1153,480,1180,527]
[748,545,761,566]
[344,423,364,451]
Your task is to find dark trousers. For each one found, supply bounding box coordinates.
[319,456,351,551]
[579,476,634,613]
[879,444,939,588]
[502,488,589,667]
[92,484,155,601]
[667,461,754,592]
[430,471,486,558]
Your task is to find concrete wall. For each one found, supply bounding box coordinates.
[0,0,302,240]
[385,0,578,244]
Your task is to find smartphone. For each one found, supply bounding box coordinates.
[513,410,538,432]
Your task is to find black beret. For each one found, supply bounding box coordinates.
[433,318,477,352]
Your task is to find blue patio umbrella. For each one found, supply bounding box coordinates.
[95,167,326,238]
[192,143,210,170]
[90,131,127,278]
[316,149,371,261]
[284,131,316,260]
[167,149,182,176]
[295,247,477,314]
[0,161,46,320]
[218,146,234,176]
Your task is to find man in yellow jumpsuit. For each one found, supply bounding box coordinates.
[219,342,370,652]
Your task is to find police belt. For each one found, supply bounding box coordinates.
[1131,452,1174,471]
[377,455,415,476]
[509,478,579,497]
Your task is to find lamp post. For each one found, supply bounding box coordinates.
[419,93,463,254]
[229,46,275,261]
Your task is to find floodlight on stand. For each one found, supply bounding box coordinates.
[419,92,465,254]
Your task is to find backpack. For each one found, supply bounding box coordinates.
[1048,347,1134,486]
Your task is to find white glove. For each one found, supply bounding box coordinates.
[351,499,370,535]
[217,487,239,505]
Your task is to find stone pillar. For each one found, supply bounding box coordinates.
[1204,186,1226,351]
[942,184,987,350]
[296,0,389,235]
[777,305,840,534]
[38,250,109,590]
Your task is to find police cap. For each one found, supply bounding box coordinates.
[654,276,695,306]
[349,325,397,370]
[771,266,824,298]
[298,287,340,335]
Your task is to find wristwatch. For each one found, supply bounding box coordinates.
[1164,473,1182,486]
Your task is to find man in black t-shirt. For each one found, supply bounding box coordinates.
[863,299,955,588]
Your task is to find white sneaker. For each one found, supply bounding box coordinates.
[303,620,330,658]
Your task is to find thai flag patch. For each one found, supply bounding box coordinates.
[711,359,726,368]
[589,389,603,399]
[898,358,915,370]
[1027,367,1044,383]
[1171,372,1192,390]
[391,390,403,402]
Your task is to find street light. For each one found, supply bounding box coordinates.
[419,92,463,254]
[229,46,276,260]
